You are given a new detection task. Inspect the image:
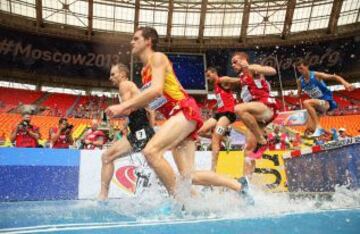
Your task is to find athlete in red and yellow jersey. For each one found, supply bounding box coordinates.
[141,57,202,139]
[106,27,248,199]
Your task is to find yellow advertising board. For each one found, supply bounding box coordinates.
[216,150,288,192]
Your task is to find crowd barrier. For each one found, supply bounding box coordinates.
[1,138,359,201]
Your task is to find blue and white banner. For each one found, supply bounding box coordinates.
[284,143,360,192]
[0,148,80,201]
[0,148,212,201]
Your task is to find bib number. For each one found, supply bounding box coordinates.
[254,79,263,89]
[267,98,276,104]
[306,86,323,98]
[241,85,252,102]
[216,94,224,108]
[135,129,146,140]
[141,82,168,110]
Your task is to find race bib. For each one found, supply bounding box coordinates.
[141,82,168,110]
[267,98,276,104]
[305,86,323,98]
[241,85,252,102]
[135,129,146,140]
[215,126,225,135]
[254,79,263,89]
[216,94,224,108]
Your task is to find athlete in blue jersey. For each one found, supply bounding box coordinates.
[295,60,354,137]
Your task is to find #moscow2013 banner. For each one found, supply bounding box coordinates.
[0,26,359,87]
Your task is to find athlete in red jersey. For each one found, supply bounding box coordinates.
[198,67,239,171]
[232,52,279,174]
[106,27,249,200]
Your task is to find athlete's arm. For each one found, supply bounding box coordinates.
[106,80,144,116]
[116,82,134,115]
[218,76,240,84]
[315,72,354,91]
[106,53,166,117]
[248,64,277,76]
[119,82,134,102]
[146,109,156,127]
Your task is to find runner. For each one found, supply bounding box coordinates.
[295,59,354,137]
[98,63,155,200]
[231,51,279,174]
[198,67,238,171]
[106,27,250,200]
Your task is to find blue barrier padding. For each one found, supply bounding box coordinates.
[0,148,79,166]
[0,165,79,201]
[285,143,360,192]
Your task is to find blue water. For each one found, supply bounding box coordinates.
[0,200,359,234]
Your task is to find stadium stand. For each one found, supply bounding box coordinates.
[40,93,79,116]
[0,87,43,106]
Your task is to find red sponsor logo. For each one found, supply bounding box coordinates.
[112,165,137,194]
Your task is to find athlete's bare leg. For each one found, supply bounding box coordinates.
[172,139,195,179]
[235,102,272,144]
[243,129,257,176]
[191,170,242,191]
[303,99,329,129]
[142,111,196,196]
[172,139,197,197]
[305,112,316,133]
[211,116,231,171]
[98,138,133,200]
[197,117,217,136]
[172,136,243,192]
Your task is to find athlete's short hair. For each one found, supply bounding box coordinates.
[206,67,218,74]
[135,26,159,50]
[112,63,129,78]
[232,51,249,61]
[295,59,309,67]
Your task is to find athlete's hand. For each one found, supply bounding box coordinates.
[105,104,127,118]
[345,83,354,92]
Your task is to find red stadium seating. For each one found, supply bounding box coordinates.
[333,94,351,109]
[284,96,300,106]
[0,87,43,105]
[336,89,360,101]
[41,93,78,116]
[290,115,360,137]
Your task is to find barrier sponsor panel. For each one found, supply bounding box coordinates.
[78,150,139,199]
[0,148,80,201]
[217,150,288,192]
[78,151,212,199]
[3,143,358,201]
[273,110,308,126]
[284,143,360,192]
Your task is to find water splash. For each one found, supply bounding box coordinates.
[97,183,360,222]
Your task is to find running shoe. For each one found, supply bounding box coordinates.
[237,177,255,206]
[247,142,267,160]
[310,128,324,138]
